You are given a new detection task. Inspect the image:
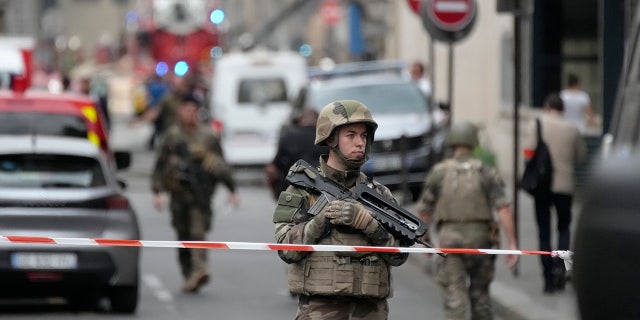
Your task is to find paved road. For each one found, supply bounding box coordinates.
[0,118,447,319]
[0,117,581,319]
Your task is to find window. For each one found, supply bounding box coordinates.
[309,82,428,115]
[237,78,288,103]
[0,154,106,188]
[0,113,87,138]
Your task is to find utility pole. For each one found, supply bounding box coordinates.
[511,0,523,277]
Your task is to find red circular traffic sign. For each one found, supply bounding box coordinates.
[407,0,421,14]
[426,0,476,32]
[320,0,342,26]
[420,0,477,42]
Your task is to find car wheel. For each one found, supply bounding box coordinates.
[109,285,138,314]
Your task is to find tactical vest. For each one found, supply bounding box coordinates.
[160,130,215,197]
[287,174,392,298]
[433,158,493,223]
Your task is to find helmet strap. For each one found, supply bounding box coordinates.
[330,145,365,170]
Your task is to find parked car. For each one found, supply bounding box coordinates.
[0,135,139,313]
[573,3,640,319]
[209,50,308,166]
[293,62,447,201]
[0,89,111,154]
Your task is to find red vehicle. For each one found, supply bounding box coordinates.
[134,0,219,76]
[0,90,110,154]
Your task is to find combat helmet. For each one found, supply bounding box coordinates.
[446,121,479,148]
[315,100,378,170]
[315,100,378,146]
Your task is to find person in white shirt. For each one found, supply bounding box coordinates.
[560,74,595,134]
[410,61,432,97]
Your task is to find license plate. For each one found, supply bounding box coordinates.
[11,252,78,270]
[371,155,402,171]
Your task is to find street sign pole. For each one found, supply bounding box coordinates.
[512,0,522,278]
[419,0,478,120]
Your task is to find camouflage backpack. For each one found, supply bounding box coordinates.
[434,158,492,222]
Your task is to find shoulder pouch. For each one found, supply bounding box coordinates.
[273,191,304,223]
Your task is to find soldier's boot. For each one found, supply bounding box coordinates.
[181,249,209,293]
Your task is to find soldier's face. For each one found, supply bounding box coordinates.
[334,123,367,160]
[179,103,199,125]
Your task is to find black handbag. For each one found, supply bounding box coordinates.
[520,118,553,196]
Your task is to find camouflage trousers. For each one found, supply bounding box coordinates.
[169,194,212,279]
[436,222,496,320]
[295,295,388,320]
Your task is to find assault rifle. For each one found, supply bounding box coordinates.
[176,142,211,211]
[286,159,435,249]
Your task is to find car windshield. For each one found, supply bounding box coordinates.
[0,154,106,188]
[237,78,288,103]
[0,112,87,138]
[308,82,428,114]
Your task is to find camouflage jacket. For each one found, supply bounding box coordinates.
[417,152,509,223]
[151,123,235,197]
[273,155,408,266]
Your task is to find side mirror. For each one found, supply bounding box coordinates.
[114,151,131,170]
[117,179,128,190]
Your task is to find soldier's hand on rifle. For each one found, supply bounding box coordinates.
[325,199,379,233]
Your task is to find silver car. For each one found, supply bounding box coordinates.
[0,135,140,313]
[294,64,448,201]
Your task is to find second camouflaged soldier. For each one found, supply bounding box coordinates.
[273,100,409,320]
[152,94,238,293]
[416,121,518,320]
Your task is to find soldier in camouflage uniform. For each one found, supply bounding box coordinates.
[273,100,409,320]
[152,94,238,293]
[416,121,518,320]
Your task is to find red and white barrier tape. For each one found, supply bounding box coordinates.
[0,235,573,267]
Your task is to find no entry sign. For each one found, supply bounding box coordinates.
[420,0,477,42]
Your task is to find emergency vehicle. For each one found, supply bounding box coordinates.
[0,89,111,155]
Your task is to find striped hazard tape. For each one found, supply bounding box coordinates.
[0,235,573,269]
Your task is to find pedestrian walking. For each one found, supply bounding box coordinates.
[409,61,432,97]
[151,94,239,293]
[265,107,327,200]
[560,74,596,134]
[273,100,410,320]
[135,74,193,147]
[144,74,170,149]
[524,93,586,294]
[416,121,518,320]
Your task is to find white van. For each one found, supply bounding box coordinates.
[210,50,307,166]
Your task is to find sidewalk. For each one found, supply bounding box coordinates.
[407,190,580,320]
